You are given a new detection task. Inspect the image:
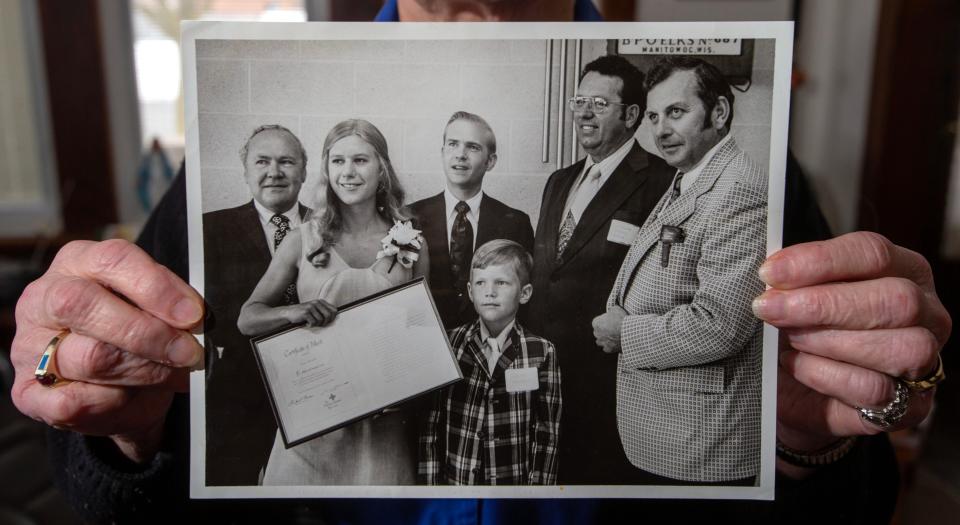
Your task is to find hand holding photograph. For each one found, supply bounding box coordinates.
[183,21,792,500]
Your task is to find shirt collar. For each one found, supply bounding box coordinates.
[584,136,636,186]
[253,199,300,225]
[479,318,516,351]
[444,188,483,222]
[676,133,733,192]
[375,0,603,21]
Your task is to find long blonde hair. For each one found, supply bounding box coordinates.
[304,119,409,264]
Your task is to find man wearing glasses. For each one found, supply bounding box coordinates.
[528,55,674,484]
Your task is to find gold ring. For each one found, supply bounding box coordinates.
[34,329,72,387]
[902,354,946,392]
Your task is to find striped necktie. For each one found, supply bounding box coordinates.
[450,201,474,294]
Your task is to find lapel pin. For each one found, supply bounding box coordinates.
[659,225,686,268]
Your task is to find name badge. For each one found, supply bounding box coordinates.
[505,367,539,392]
[607,219,640,245]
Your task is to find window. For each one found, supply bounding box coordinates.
[131,0,307,166]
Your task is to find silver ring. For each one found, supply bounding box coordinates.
[856,379,910,429]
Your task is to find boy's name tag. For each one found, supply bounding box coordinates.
[505,367,539,392]
[607,219,640,245]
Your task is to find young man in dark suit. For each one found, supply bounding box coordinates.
[528,56,675,484]
[202,124,311,485]
[410,111,534,329]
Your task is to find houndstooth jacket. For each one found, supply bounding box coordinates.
[605,138,766,482]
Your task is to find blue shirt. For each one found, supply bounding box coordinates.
[338,3,603,523]
[374,0,604,22]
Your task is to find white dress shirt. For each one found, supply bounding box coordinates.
[561,136,637,227]
[479,319,516,372]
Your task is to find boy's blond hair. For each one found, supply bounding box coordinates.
[471,239,533,286]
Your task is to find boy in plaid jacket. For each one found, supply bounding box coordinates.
[419,240,561,485]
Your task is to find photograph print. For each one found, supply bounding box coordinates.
[182,22,792,499]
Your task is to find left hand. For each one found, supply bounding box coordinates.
[753,232,951,459]
[593,306,628,353]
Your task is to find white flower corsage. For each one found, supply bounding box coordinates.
[377,220,424,273]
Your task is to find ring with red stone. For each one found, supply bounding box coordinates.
[34,330,72,387]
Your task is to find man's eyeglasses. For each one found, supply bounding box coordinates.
[567,96,627,114]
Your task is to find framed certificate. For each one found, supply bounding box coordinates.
[251,278,461,448]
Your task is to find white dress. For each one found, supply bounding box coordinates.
[261,236,416,486]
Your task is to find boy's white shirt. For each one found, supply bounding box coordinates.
[479,318,516,372]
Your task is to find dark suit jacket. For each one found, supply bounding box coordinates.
[202,200,309,486]
[528,142,673,484]
[410,191,534,329]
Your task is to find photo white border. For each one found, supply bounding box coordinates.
[183,20,792,500]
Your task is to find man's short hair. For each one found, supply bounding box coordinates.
[579,55,647,131]
[445,111,497,154]
[644,57,736,130]
[238,124,308,168]
[471,239,533,286]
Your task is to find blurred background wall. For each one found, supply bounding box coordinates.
[0,1,957,523]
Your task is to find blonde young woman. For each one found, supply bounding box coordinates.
[238,119,429,485]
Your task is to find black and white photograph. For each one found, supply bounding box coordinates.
[183,22,792,499]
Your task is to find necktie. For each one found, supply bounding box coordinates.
[269,213,297,304]
[450,201,474,295]
[483,337,500,372]
[556,211,576,263]
[556,164,600,262]
[669,172,684,204]
[270,213,290,250]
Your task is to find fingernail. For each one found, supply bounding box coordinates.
[758,259,783,286]
[172,297,203,325]
[167,334,202,367]
[752,291,786,321]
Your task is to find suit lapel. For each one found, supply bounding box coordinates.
[495,326,523,373]
[465,329,493,378]
[618,138,742,294]
[422,193,450,256]
[557,143,652,265]
[238,201,271,261]
[476,193,497,247]
[540,160,585,267]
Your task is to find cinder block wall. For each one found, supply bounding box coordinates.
[196,38,773,228]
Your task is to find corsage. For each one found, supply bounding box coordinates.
[377,220,424,272]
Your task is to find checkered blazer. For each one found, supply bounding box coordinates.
[418,321,561,485]
[606,138,766,482]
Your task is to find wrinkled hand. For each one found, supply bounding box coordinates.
[753,232,951,458]
[593,306,628,354]
[284,299,337,327]
[10,240,204,463]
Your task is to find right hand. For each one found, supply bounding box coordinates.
[284,299,338,327]
[10,240,204,464]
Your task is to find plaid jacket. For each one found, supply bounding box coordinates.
[419,320,561,485]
